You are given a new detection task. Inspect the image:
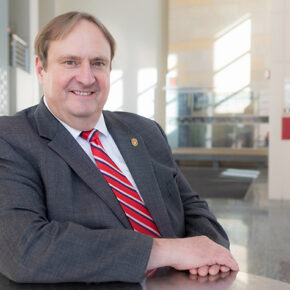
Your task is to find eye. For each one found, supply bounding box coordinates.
[91,58,108,68]
[65,60,76,66]
[92,60,107,67]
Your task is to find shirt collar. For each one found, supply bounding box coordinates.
[43,96,108,140]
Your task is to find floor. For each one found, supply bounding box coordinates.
[204,168,290,284]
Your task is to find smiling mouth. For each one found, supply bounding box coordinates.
[71,90,94,96]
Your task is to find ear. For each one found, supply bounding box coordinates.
[35,56,45,84]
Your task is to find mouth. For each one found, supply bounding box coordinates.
[70,90,95,96]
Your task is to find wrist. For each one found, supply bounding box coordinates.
[146,238,178,270]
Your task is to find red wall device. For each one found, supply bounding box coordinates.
[282,117,290,140]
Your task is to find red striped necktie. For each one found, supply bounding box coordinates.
[81,129,161,238]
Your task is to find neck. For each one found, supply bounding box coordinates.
[59,114,101,131]
[43,96,101,131]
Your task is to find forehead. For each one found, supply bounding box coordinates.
[47,20,111,59]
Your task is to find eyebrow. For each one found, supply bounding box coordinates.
[56,55,81,63]
[56,55,110,63]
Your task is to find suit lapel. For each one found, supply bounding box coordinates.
[34,101,131,228]
[104,112,175,237]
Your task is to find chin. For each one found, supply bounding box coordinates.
[72,108,99,118]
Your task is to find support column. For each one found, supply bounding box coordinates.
[269,0,290,200]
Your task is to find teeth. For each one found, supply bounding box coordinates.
[73,91,92,96]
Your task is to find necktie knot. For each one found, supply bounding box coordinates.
[81,129,99,143]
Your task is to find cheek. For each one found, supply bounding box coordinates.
[98,72,110,89]
[50,74,72,94]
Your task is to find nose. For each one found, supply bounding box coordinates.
[75,62,95,86]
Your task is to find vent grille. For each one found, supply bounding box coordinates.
[0,68,8,115]
[10,33,29,72]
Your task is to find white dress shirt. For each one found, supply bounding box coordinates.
[43,97,142,198]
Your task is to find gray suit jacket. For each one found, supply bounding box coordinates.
[0,100,229,283]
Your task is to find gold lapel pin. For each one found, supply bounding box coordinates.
[131,138,138,147]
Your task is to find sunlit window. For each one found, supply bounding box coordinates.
[105,70,124,111]
[214,53,251,94]
[166,89,179,138]
[213,15,252,114]
[168,53,178,72]
[137,68,157,119]
[166,54,179,138]
[214,16,251,71]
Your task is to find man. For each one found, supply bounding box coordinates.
[0,11,238,283]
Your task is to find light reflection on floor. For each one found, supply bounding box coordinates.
[205,169,290,283]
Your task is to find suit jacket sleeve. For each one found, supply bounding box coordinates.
[0,136,152,284]
[153,121,230,249]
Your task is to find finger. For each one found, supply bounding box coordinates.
[220,265,230,273]
[198,265,209,277]
[189,268,198,275]
[208,264,220,276]
[217,253,239,272]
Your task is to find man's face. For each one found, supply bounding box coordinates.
[36,20,111,129]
